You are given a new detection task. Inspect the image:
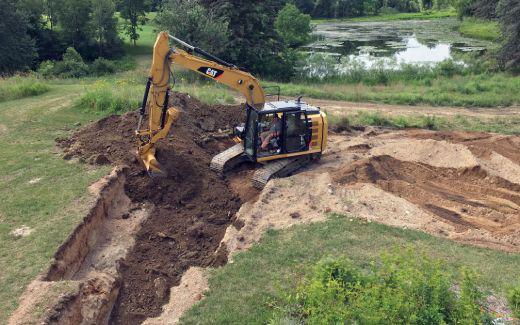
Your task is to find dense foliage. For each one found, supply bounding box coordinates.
[117,0,147,46]
[0,0,38,74]
[275,3,313,47]
[156,0,229,56]
[0,0,124,74]
[497,0,520,71]
[273,251,494,324]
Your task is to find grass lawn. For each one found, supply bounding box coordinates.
[312,9,456,23]
[181,215,520,324]
[0,84,110,321]
[459,17,501,41]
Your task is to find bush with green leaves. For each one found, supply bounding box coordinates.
[508,284,520,319]
[51,47,89,78]
[275,4,313,48]
[272,250,493,324]
[90,58,117,76]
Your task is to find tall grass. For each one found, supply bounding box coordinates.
[272,67,520,107]
[75,78,237,115]
[459,18,500,41]
[328,111,520,134]
[75,80,141,114]
[0,76,50,103]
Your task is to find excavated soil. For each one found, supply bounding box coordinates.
[58,93,245,324]
[53,94,520,324]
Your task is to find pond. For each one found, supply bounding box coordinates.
[306,18,494,68]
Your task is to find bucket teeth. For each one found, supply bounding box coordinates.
[139,147,166,177]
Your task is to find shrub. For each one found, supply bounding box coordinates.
[90,58,116,76]
[37,60,56,78]
[508,283,520,319]
[52,47,89,78]
[272,250,492,324]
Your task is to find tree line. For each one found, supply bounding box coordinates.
[0,0,147,74]
[1,0,518,76]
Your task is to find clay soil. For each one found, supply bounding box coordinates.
[58,93,246,324]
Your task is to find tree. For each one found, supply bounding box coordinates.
[91,0,123,57]
[118,0,147,46]
[155,0,229,55]
[0,0,38,73]
[55,0,93,56]
[293,0,316,14]
[207,0,291,78]
[498,0,520,71]
[275,4,312,47]
[313,0,337,17]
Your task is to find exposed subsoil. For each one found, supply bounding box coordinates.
[55,94,520,324]
[58,93,246,324]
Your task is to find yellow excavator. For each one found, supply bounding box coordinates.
[136,32,328,188]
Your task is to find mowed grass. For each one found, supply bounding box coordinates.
[0,84,110,322]
[270,72,520,107]
[329,111,520,135]
[181,215,520,324]
[0,76,50,103]
[459,18,501,41]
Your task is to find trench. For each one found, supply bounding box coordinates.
[50,93,246,324]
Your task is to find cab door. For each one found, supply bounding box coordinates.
[283,111,310,153]
[243,106,258,159]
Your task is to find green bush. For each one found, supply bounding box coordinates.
[273,250,492,324]
[508,284,520,319]
[50,47,89,78]
[0,76,50,102]
[90,58,116,76]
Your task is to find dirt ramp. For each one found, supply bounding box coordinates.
[57,93,245,324]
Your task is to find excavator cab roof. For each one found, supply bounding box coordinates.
[262,100,321,114]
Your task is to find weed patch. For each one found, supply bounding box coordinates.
[0,76,50,103]
[272,251,492,324]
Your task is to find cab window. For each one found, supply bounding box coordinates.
[285,112,309,153]
[257,113,282,157]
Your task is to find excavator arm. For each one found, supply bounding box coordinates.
[136,32,265,175]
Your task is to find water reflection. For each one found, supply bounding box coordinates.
[307,18,490,67]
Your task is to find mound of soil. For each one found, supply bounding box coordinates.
[333,153,520,235]
[58,93,246,324]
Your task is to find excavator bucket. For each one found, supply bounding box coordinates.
[139,146,166,177]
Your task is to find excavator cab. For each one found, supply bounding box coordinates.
[241,101,322,161]
[213,99,327,188]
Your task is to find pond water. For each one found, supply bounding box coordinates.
[306,18,493,68]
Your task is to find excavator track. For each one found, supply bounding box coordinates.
[210,143,248,174]
[252,156,312,189]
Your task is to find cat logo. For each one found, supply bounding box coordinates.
[198,67,224,79]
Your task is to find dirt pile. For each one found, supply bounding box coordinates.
[58,93,245,324]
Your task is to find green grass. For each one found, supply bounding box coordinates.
[0,84,110,322]
[0,76,50,103]
[269,72,520,107]
[329,111,520,134]
[459,18,501,41]
[312,9,456,23]
[181,215,520,324]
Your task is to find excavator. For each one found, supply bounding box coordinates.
[136,32,328,189]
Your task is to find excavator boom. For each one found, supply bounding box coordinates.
[135,32,265,175]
